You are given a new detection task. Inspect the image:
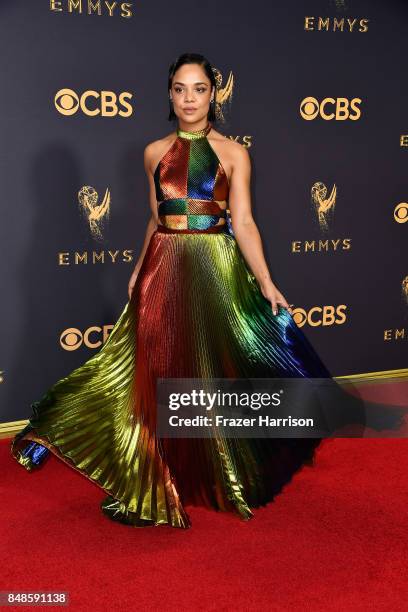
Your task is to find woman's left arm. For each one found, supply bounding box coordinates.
[228,143,293,317]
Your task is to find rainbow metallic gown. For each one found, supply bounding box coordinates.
[11,121,343,529]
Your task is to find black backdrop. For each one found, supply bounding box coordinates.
[1,0,407,423]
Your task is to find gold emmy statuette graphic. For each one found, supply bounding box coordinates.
[311,182,337,231]
[0,370,4,383]
[78,186,111,241]
[402,276,408,306]
[212,68,234,123]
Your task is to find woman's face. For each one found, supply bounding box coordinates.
[170,63,214,124]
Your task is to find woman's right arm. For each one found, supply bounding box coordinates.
[127,143,159,300]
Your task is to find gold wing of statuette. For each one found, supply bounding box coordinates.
[216,72,234,105]
[89,188,111,221]
[319,184,337,214]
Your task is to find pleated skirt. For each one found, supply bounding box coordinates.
[11,226,332,528]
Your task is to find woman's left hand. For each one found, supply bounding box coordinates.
[259,280,294,317]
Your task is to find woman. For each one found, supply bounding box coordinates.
[11,53,369,529]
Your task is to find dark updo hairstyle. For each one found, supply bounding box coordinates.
[167,52,217,122]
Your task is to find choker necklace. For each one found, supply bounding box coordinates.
[177,122,212,140]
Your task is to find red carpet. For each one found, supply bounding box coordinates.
[1,437,408,611]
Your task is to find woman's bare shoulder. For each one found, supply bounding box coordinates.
[211,126,248,149]
[144,130,177,172]
[209,127,250,171]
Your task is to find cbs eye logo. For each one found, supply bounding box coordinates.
[60,325,114,351]
[300,97,362,121]
[292,305,347,327]
[394,202,408,224]
[55,88,133,117]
